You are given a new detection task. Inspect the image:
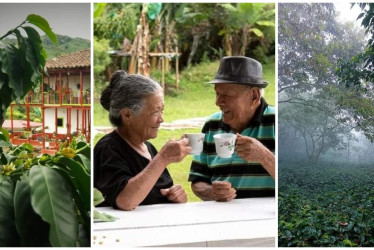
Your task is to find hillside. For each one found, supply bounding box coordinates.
[2,34,90,59]
[42,34,90,59]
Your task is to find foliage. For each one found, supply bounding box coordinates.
[93,3,275,72]
[278,161,374,247]
[335,4,374,141]
[219,3,275,57]
[94,3,140,49]
[0,15,57,125]
[0,129,90,247]
[279,99,352,163]
[336,4,374,88]
[93,37,111,87]
[278,3,374,157]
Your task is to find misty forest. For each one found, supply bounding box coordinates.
[278,3,374,247]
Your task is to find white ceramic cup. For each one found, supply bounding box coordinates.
[213,133,237,158]
[184,133,205,155]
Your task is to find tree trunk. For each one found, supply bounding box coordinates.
[137,10,150,77]
[164,18,171,73]
[239,26,249,56]
[187,33,202,66]
[151,14,162,71]
[224,32,232,56]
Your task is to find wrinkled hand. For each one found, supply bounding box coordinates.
[212,181,236,202]
[235,133,268,163]
[159,138,191,165]
[160,184,187,203]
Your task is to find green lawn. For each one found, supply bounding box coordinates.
[93,59,275,202]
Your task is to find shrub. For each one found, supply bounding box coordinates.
[0,128,90,247]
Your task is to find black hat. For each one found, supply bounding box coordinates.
[208,56,268,88]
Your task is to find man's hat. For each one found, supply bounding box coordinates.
[208,56,268,88]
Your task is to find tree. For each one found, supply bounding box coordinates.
[176,4,213,66]
[278,3,371,161]
[93,3,140,50]
[219,3,275,56]
[0,14,57,127]
[280,94,352,163]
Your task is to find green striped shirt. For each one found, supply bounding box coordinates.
[188,98,275,198]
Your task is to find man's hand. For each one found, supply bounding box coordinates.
[235,133,275,179]
[212,181,236,202]
[160,184,187,203]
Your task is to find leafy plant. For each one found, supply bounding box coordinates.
[0,14,57,126]
[0,128,90,247]
[279,161,374,247]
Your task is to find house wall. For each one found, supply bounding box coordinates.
[44,107,90,135]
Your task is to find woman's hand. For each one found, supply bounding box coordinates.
[160,184,187,203]
[159,138,191,165]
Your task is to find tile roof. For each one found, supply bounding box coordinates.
[46,49,90,69]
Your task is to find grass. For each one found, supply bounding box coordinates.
[93,59,275,202]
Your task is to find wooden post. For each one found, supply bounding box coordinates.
[161,56,165,92]
[176,47,180,91]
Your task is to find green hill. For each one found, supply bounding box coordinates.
[42,34,90,59]
[2,34,90,59]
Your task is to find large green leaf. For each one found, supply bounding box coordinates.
[14,175,51,247]
[22,26,45,83]
[74,153,90,171]
[26,14,57,45]
[54,156,90,211]
[29,165,78,247]
[0,179,20,247]
[0,43,22,99]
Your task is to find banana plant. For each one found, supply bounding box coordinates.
[0,128,90,247]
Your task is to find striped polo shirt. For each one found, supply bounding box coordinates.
[188,98,275,198]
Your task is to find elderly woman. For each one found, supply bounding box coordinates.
[94,70,191,211]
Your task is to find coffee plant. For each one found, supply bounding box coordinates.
[0,128,90,247]
[278,161,374,247]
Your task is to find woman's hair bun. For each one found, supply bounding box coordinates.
[100,70,128,111]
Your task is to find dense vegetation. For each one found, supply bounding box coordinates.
[278,3,374,247]
[279,161,374,247]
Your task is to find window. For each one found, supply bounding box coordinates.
[57,117,64,127]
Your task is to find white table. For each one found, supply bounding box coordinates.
[93,197,275,247]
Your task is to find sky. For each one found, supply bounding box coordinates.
[335,3,362,26]
[0,3,90,40]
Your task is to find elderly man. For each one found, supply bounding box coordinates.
[188,56,275,202]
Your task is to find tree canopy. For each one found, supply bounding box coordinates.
[278,3,374,163]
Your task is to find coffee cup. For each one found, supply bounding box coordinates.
[213,133,237,158]
[184,133,205,155]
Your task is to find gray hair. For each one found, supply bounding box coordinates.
[100,70,162,127]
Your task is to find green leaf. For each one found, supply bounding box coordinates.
[54,156,90,211]
[29,165,78,247]
[26,14,57,45]
[256,20,275,27]
[0,43,23,99]
[94,3,106,18]
[76,141,90,159]
[74,153,91,171]
[250,27,264,37]
[0,128,10,142]
[0,179,20,247]
[94,188,105,206]
[14,175,51,247]
[22,26,46,82]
